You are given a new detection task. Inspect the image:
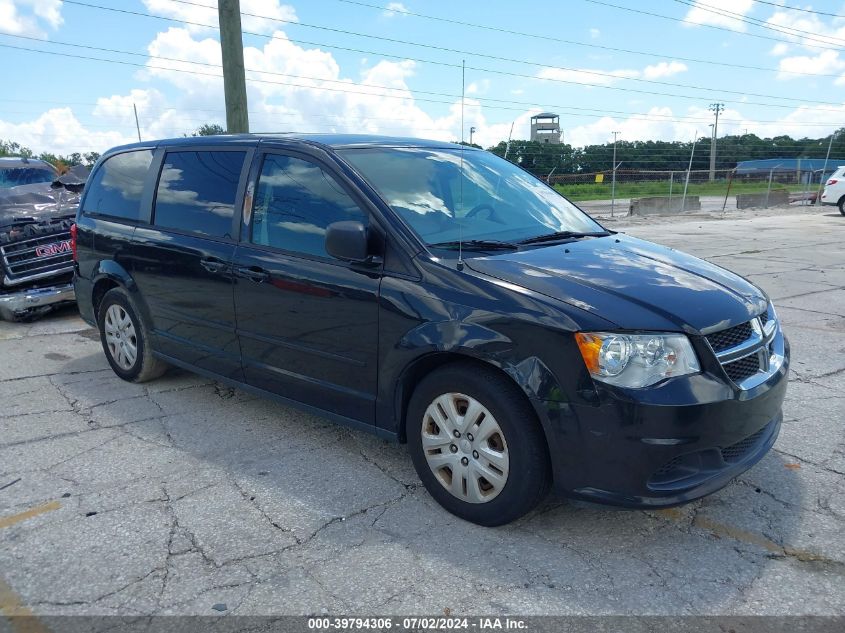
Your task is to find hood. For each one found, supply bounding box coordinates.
[465,234,767,334]
[0,181,81,231]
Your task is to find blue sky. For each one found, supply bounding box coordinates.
[1,0,845,154]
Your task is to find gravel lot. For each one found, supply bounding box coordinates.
[1,206,843,617]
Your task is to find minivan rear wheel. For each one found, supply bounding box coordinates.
[97,288,166,383]
[838,197,845,215]
[407,362,551,526]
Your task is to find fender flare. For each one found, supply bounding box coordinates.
[90,260,154,326]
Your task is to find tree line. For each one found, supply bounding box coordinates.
[5,126,845,176]
[488,129,845,176]
[1,139,101,173]
[0,125,223,173]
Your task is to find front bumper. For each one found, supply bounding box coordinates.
[0,283,76,321]
[538,334,790,509]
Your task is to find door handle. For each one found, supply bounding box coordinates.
[200,257,228,274]
[235,265,269,283]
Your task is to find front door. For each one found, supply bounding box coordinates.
[233,151,382,424]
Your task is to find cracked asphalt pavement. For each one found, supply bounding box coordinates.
[0,207,843,617]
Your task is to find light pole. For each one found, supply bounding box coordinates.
[817,130,838,205]
[611,131,620,217]
[708,103,723,182]
[469,126,476,146]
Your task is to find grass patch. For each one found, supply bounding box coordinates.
[554,180,809,202]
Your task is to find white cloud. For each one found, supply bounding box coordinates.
[382,2,409,18]
[141,0,297,34]
[466,79,490,95]
[8,9,845,157]
[563,103,845,147]
[537,60,687,86]
[0,108,133,155]
[131,28,463,142]
[641,61,688,80]
[777,50,845,82]
[589,28,600,39]
[0,0,63,37]
[683,0,754,32]
[765,7,845,54]
[770,42,790,56]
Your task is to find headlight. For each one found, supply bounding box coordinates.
[575,332,700,388]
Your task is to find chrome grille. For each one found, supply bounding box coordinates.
[706,306,782,389]
[0,230,73,286]
[706,322,753,352]
[723,354,761,382]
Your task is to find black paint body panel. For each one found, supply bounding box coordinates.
[74,134,789,509]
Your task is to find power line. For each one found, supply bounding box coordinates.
[166,0,845,103]
[750,0,845,19]
[671,0,845,48]
[4,35,845,127]
[50,1,845,110]
[581,0,844,51]
[327,0,841,78]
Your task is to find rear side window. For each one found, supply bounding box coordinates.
[154,151,246,239]
[83,150,153,221]
[251,154,367,258]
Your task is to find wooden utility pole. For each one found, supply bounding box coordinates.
[218,0,249,133]
[708,103,724,182]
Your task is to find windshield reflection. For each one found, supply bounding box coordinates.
[339,147,603,246]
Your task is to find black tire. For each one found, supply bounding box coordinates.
[97,288,166,383]
[839,197,845,215]
[406,362,551,526]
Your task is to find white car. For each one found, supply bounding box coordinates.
[820,165,845,215]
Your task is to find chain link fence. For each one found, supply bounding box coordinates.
[549,168,829,217]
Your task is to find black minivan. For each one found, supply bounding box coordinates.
[73,135,789,526]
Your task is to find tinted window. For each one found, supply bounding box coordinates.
[82,150,153,220]
[154,151,245,239]
[251,154,367,258]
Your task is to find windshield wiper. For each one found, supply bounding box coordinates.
[517,230,610,245]
[429,239,518,251]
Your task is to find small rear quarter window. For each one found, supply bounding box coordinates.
[82,150,153,221]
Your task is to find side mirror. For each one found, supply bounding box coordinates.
[325,220,370,263]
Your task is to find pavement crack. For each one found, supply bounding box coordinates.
[357,446,418,492]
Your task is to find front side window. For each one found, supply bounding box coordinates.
[154,151,245,239]
[82,150,153,221]
[251,154,367,258]
[339,147,604,246]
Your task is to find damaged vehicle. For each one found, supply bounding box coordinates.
[0,157,87,321]
[74,136,789,526]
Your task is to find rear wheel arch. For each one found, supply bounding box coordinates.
[90,264,153,328]
[91,277,120,317]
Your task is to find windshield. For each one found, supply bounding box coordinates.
[0,167,56,189]
[339,147,604,246]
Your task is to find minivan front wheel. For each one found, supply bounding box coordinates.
[97,288,166,383]
[839,196,845,215]
[407,363,550,526]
